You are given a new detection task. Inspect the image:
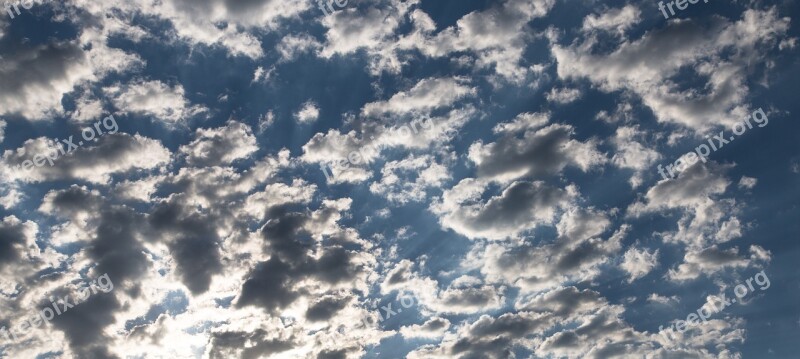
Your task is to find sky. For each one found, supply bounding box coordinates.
[0,0,798,358]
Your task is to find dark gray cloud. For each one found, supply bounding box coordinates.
[305,294,351,322]
[469,123,604,182]
[0,0,789,357]
[0,40,87,118]
[236,257,299,312]
[0,216,31,270]
[433,179,574,240]
[89,207,149,286]
[207,329,295,359]
[48,292,121,358]
[236,207,364,312]
[150,198,223,295]
[41,186,149,285]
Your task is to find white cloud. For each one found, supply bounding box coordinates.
[581,5,641,35]
[553,9,791,131]
[647,293,679,305]
[610,126,661,188]
[621,247,659,283]
[302,108,473,184]
[410,0,555,82]
[105,80,206,124]
[139,0,310,59]
[399,317,450,339]
[545,87,582,104]
[115,175,165,202]
[70,91,106,123]
[738,176,757,189]
[668,246,764,281]
[179,121,258,166]
[294,101,320,124]
[278,34,322,62]
[361,77,476,118]
[370,155,450,204]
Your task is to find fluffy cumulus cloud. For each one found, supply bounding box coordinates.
[0,39,142,120]
[137,0,310,58]
[581,5,641,35]
[361,76,476,118]
[179,120,258,166]
[468,113,606,183]
[546,87,582,104]
[1,133,171,184]
[621,247,659,282]
[105,80,205,124]
[370,154,450,203]
[0,0,793,357]
[294,101,320,124]
[553,8,791,131]
[432,179,577,240]
[610,126,662,188]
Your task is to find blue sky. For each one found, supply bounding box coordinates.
[0,0,798,358]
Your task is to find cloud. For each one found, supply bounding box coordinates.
[610,126,662,188]
[581,5,641,35]
[142,0,310,58]
[400,317,450,339]
[302,107,473,184]
[179,121,258,167]
[105,80,206,124]
[0,1,788,357]
[432,179,576,240]
[545,87,582,104]
[467,222,627,292]
[361,77,476,118]
[621,247,659,283]
[277,34,322,62]
[410,0,555,82]
[647,293,680,305]
[468,116,606,182]
[294,101,320,124]
[381,260,505,315]
[369,154,450,203]
[320,0,418,62]
[70,91,106,123]
[235,200,378,314]
[553,9,791,131]
[0,215,39,275]
[628,161,743,249]
[0,39,141,120]
[738,176,757,189]
[667,245,766,281]
[2,133,171,184]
